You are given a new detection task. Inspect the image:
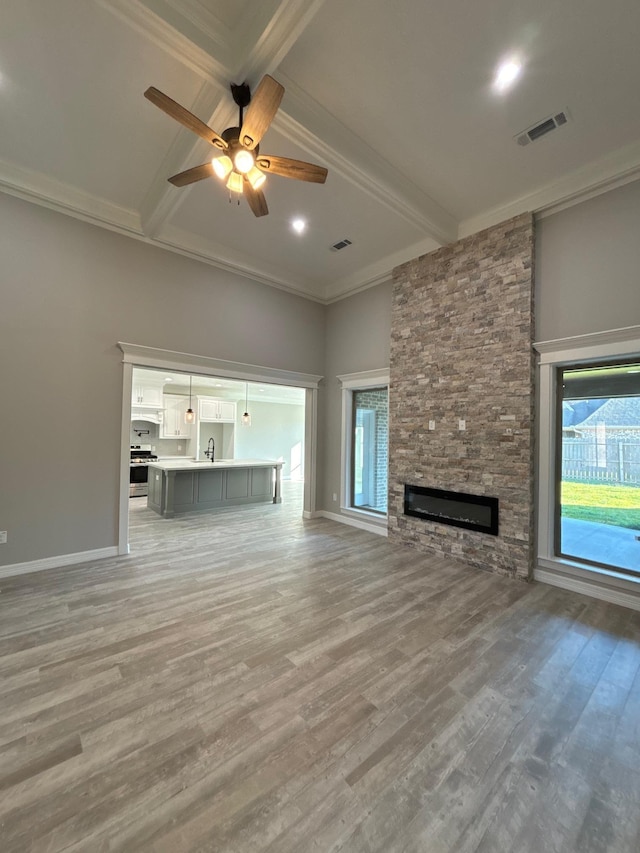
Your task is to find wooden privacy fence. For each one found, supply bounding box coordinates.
[562,437,640,485]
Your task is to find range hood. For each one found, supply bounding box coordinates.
[131,407,163,424]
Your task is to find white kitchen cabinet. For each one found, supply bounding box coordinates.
[132,380,164,407]
[198,397,237,423]
[161,395,194,438]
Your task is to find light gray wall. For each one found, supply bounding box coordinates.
[198,423,235,461]
[0,193,324,566]
[536,180,640,340]
[319,282,392,512]
[233,401,305,479]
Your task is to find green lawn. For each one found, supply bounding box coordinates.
[561,481,640,530]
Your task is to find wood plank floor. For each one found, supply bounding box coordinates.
[1,484,640,852]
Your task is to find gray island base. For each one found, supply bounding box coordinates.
[147,459,283,518]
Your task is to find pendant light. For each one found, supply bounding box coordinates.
[185,375,195,424]
[241,382,251,426]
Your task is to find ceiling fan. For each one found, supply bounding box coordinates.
[144,75,328,217]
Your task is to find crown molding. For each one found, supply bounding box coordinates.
[458,141,640,239]
[322,235,439,303]
[323,270,393,305]
[156,224,324,301]
[0,159,328,302]
[0,159,141,235]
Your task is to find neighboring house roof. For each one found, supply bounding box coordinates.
[562,399,606,427]
[573,397,640,429]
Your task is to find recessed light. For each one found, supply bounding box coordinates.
[165,377,172,381]
[493,58,522,93]
[291,218,306,234]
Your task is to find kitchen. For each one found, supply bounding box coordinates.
[130,367,305,517]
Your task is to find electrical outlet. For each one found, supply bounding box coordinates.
[458,419,466,431]
[428,420,435,430]
[0,531,7,544]
[332,493,338,502]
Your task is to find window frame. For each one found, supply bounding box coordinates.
[337,369,390,524]
[534,326,640,581]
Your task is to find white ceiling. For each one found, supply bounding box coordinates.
[2,0,640,302]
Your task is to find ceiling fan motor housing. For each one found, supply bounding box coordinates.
[221,127,259,171]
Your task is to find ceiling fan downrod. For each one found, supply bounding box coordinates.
[230,82,251,127]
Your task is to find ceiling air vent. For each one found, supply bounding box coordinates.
[331,238,352,251]
[515,110,569,146]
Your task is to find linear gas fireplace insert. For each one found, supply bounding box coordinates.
[404,484,499,535]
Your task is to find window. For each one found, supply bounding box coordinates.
[352,387,388,513]
[338,369,390,519]
[535,327,640,581]
[557,360,640,575]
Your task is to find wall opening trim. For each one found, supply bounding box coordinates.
[118,343,323,555]
[337,369,390,526]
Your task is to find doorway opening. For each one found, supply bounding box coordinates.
[118,343,322,556]
[128,367,307,542]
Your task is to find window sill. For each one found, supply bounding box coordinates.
[340,506,388,527]
[535,555,640,611]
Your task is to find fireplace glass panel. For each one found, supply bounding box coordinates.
[404,485,499,535]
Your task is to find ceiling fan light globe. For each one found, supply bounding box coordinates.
[226,171,244,193]
[234,149,255,174]
[247,166,266,190]
[212,155,232,180]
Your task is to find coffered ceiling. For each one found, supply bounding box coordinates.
[2,0,639,302]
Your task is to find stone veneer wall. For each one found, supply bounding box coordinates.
[388,213,535,580]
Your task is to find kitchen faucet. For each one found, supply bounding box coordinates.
[204,437,215,462]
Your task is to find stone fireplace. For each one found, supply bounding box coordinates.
[388,213,535,580]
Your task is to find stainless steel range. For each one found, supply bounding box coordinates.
[130,445,158,497]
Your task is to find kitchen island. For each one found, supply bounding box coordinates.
[146,459,283,517]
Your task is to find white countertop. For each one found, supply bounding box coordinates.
[148,458,283,471]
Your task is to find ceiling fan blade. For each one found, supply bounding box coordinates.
[244,179,269,217]
[240,75,284,150]
[168,163,215,187]
[144,87,228,150]
[256,155,328,183]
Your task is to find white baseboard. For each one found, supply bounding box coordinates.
[0,546,119,580]
[316,510,388,537]
[535,566,640,612]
